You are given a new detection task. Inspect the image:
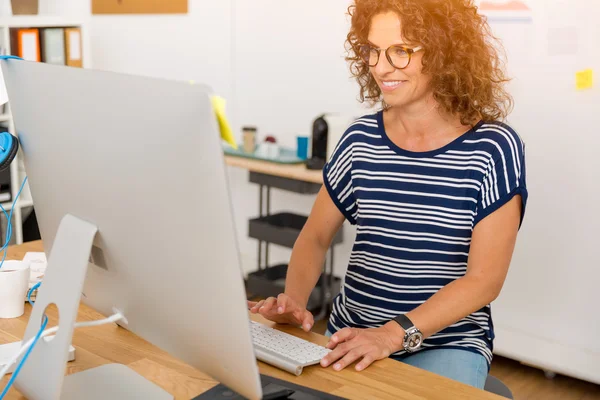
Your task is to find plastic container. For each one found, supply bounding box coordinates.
[242,126,257,153]
[296,136,309,160]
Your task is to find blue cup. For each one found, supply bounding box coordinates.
[297,136,309,160]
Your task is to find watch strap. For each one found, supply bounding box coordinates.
[393,314,415,332]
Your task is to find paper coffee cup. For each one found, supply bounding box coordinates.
[0,260,31,318]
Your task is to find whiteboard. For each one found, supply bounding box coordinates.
[484,0,600,383]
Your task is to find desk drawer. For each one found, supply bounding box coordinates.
[249,212,343,248]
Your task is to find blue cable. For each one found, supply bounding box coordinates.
[0,284,45,399]
[0,315,47,399]
[27,282,41,307]
[0,55,23,61]
[0,176,29,269]
[1,176,28,249]
[0,204,10,251]
[0,176,33,397]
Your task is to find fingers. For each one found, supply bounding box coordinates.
[261,297,277,311]
[290,308,313,331]
[322,343,370,372]
[258,297,278,317]
[326,327,357,349]
[276,293,290,314]
[249,297,277,315]
[320,341,349,367]
[333,346,370,371]
[249,294,312,329]
[320,341,355,368]
[249,300,265,313]
[277,294,313,330]
[300,310,314,332]
[355,354,375,371]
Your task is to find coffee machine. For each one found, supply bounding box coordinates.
[306,113,353,170]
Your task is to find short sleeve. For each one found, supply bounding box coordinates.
[474,125,528,227]
[323,130,358,225]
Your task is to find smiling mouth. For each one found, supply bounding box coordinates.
[380,80,406,91]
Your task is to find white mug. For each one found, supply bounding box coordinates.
[0,260,31,318]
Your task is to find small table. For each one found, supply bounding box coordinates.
[224,155,323,184]
[224,155,342,320]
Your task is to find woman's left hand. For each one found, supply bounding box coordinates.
[320,325,402,372]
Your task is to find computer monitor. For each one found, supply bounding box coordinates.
[1,60,263,399]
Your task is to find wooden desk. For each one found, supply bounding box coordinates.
[224,155,323,184]
[0,241,501,399]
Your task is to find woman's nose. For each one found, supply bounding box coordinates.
[374,52,396,75]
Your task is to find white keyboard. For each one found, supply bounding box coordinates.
[250,321,331,376]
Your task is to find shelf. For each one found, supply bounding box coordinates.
[0,16,86,28]
[246,264,341,312]
[20,199,33,208]
[249,171,320,194]
[0,198,33,211]
[249,212,344,249]
[0,114,10,122]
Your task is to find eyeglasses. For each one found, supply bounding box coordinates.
[358,44,423,69]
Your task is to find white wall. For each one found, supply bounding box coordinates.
[232,0,364,146]
[83,0,362,277]
[90,1,233,103]
[230,0,364,276]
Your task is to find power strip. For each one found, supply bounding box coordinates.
[0,336,76,374]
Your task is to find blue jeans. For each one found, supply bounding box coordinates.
[324,330,488,389]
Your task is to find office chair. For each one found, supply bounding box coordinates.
[484,375,513,399]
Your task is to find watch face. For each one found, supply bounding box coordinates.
[404,328,423,352]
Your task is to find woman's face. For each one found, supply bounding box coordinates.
[367,12,431,109]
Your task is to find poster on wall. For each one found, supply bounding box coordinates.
[476,0,532,22]
[92,0,188,14]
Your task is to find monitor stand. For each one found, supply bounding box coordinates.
[14,214,172,400]
[196,373,346,400]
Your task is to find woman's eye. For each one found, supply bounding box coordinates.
[395,48,408,57]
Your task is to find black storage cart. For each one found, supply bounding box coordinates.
[245,171,343,321]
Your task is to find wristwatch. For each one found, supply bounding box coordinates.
[392,314,424,353]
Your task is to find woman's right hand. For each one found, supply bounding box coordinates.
[247,293,314,332]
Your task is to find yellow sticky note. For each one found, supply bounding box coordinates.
[210,95,237,149]
[576,69,593,90]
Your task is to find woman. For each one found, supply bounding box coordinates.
[248,0,527,389]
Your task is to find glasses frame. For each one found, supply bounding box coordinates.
[359,44,423,69]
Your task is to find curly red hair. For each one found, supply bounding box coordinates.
[346,0,513,125]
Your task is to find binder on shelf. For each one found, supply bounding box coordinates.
[64,27,83,68]
[10,29,41,62]
[40,28,66,65]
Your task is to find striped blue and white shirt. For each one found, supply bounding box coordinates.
[323,110,528,367]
